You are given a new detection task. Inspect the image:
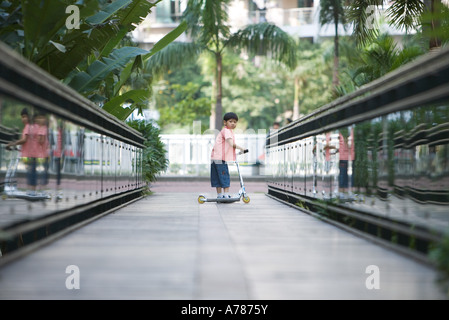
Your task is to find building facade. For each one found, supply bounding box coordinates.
[132,0,354,49]
[132,0,405,50]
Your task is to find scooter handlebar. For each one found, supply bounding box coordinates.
[5,145,19,151]
[238,149,248,155]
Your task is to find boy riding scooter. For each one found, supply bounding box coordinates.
[198,112,250,204]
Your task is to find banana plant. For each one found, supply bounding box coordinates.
[101,21,187,120]
[0,0,187,121]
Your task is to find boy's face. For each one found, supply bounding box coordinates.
[21,114,29,124]
[224,118,238,130]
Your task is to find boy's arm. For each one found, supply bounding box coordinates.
[226,138,245,151]
[7,134,27,148]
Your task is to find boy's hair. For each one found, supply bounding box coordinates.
[223,112,238,121]
[20,108,29,116]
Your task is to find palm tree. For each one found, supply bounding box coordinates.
[349,33,425,86]
[291,41,333,119]
[333,33,425,97]
[319,0,348,90]
[146,0,297,130]
[347,0,445,50]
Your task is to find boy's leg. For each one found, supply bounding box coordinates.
[220,163,231,198]
[212,161,230,198]
[211,161,224,198]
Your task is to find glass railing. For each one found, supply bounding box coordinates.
[0,42,145,256]
[265,47,449,257]
[160,133,267,176]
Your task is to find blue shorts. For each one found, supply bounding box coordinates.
[210,160,230,188]
[339,160,349,188]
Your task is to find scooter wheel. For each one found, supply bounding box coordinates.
[243,196,250,204]
[198,195,206,204]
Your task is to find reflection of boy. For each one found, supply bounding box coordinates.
[53,122,64,196]
[34,113,50,189]
[210,112,245,199]
[323,132,335,171]
[6,108,37,194]
[338,129,354,193]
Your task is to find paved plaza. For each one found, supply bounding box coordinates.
[0,183,447,300]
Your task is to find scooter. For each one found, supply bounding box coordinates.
[2,146,51,201]
[198,149,250,204]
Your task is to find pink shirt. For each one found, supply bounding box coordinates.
[34,124,49,159]
[20,124,33,158]
[325,133,331,161]
[211,127,236,162]
[339,130,354,161]
[53,128,63,158]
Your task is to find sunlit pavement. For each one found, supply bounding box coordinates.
[0,190,447,300]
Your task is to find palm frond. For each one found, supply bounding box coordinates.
[346,0,383,47]
[319,0,348,26]
[145,41,204,78]
[386,0,424,32]
[226,23,297,69]
[182,0,231,48]
[391,45,425,70]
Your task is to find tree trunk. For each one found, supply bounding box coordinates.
[293,76,300,120]
[333,16,339,89]
[209,78,216,131]
[214,52,223,131]
[424,0,442,50]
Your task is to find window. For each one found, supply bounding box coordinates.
[156,0,183,23]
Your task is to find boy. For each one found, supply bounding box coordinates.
[6,108,38,195]
[210,112,246,199]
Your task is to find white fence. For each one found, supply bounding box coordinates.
[160,134,267,176]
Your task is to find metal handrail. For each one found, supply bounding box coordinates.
[267,46,449,147]
[0,42,144,148]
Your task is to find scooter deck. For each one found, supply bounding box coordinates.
[204,196,241,203]
[4,191,51,201]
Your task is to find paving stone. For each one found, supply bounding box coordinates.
[0,192,446,300]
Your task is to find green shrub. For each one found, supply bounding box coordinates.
[127,120,169,183]
[429,231,449,297]
[429,232,449,275]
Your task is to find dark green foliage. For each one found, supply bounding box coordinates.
[127,120,169,183]
[429,231,449,293]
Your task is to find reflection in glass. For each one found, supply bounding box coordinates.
[266,101,449,233]
[0,95,144,224]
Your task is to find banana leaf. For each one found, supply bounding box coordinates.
[102,89,150,120]
[85,0,133,25]
[113,21,188,95]
[21,0,69,59]
[68,46,149,94]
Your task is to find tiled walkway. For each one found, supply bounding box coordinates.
[0,191,447,300]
